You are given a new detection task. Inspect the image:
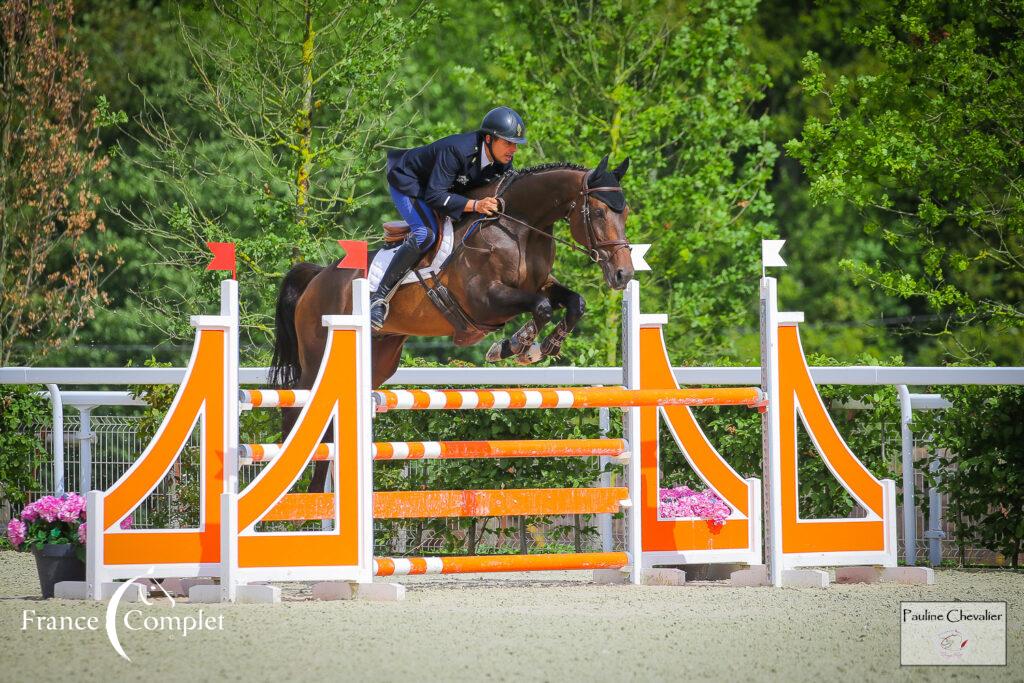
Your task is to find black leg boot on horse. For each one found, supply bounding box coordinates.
[370,235,423,331]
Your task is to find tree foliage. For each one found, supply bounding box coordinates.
[915,385,1024,567]
[107,0,439,349]
[0,0,117,365]
[487,0,778,363]
[787,0,1024,363]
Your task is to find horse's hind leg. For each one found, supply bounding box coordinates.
[308,334,407,493]
[483,285,552,365]
[539,283,585,359]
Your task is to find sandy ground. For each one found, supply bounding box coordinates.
[0,551,1019,683]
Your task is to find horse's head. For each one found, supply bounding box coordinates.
[568,155,634,290]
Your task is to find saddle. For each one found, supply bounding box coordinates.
[382,212,445,266]
[379,214,502,344]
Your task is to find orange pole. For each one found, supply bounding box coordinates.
[263,487,629,522]
[374,487,628,519]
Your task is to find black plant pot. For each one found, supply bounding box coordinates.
[32,544,85,599]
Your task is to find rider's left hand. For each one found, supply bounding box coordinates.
[475,197,499,215]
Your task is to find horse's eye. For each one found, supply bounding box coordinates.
[594,208,605,218]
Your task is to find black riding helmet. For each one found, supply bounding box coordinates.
[480,106,527,145]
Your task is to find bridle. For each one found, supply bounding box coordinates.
[566,171,629,263]
[491,170,629,264]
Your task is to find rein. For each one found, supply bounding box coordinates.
[489,171,627,263]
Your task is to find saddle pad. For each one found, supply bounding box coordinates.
[368,217,454,293]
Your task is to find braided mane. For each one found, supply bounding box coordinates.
[493,162,589,197]
[513,161,588,175]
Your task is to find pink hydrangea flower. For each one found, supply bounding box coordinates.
[7,519,27,547]
[57,494,86,522]
[119,515,133,530]
[77,522,87,544]
[20,501,39,522]
[32,496,62,523]
[659,486,730,526]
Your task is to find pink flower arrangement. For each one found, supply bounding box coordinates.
[659,485,731,533]
[6,493,89,551]
[7,519,27,547]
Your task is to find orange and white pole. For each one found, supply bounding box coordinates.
[372,386,764,412]
[374,552,628,576]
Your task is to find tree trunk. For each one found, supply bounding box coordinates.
[295,0,314,229]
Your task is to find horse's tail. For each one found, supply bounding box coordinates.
[270,262,325,388]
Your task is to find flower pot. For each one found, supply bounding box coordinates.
[32,544,85,599]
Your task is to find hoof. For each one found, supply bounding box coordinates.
[486,340,507,363]
[515,343,542,365]
[540,339,563,358]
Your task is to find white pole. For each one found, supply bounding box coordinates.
[352,278,375,581]
[760,277,783,587]
[622,280,643,585]
[927,459,943,566]
[221,492,238,602]
[897,385,916,565]
[221,279,240,494]
[85,491,103,599]
[46,384,65,496]
[78,406,93,496]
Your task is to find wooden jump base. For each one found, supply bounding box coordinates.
[374,552,629,576]
[240,438,628,465]
[72,262,920,604]
[373,386,764,412]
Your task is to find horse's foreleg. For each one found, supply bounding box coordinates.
[483,285,552,365]
[539,283,585,359]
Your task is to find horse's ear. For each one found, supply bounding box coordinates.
[612,157,630,181]
[594,154,609,175]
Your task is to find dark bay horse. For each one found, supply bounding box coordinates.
[270,156,634,491]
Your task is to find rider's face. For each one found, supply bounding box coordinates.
[487,136,517,164]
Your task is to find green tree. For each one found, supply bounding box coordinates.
[915,385,1024,568]
[744,0,909,363]
[787,0,1024,364]
[0,0,117,365]
[484,0,778,364]
[107,0,440,354]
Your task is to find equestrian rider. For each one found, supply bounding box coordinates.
[369,106,527,329]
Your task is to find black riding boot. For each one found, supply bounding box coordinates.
[369,235,422,330]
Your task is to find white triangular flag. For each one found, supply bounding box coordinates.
[630,244,652,271]
[762,239,786,269]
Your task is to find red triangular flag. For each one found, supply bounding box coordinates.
[206,242,236,280]
[337,240,368,277]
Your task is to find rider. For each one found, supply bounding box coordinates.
[369,106,527,329]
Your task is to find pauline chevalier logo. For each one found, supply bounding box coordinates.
[900,601,1005,666]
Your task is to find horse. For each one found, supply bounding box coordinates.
[270,155,634,492]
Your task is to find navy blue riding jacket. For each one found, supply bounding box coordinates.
[386,132,512,221]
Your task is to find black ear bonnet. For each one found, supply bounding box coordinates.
[586,156,629,213]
